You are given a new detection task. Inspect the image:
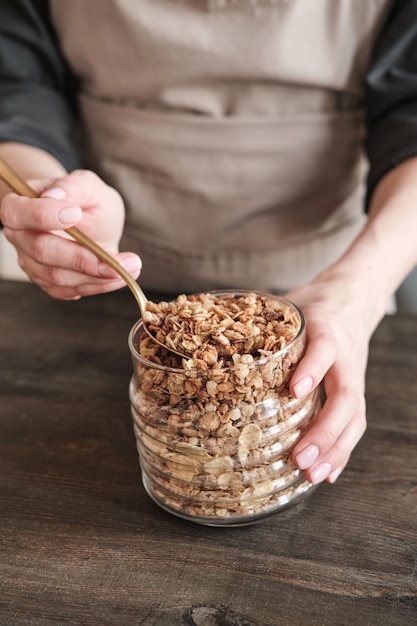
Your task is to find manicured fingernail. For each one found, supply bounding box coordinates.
[328,466,343,484]
[121,256,142,273]
[57,206,82,224]
[294,376,313,398]
[295,444,319,469]
[43,187,67,200]
[310,462,332,484]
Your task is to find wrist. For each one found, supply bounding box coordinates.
[312,157,417,331]
[312,262,388,335]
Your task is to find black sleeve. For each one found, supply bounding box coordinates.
[365,0,417,205]
[0,0,80,171]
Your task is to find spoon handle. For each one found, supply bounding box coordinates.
[0,156,148,312]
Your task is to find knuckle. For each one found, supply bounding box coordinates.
[45,282,81,301]
[48,266,69,288]
[31,235,49,264]
[71,249,92,275]
[319,424,339,449]
[302,332,338,375]
[31,203,51,228]
[328,441,351,468]
[316,331,338,353]
[65,169,114,203]
[338,385,362,414]
[70,168,102,190]
[74,168,98,183]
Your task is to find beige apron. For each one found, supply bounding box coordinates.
[50,0,394,294]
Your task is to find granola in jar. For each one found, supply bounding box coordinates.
[128,291,320,526]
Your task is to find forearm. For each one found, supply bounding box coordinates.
[366,156,417,292]
[288,160,417,485]
[315,157,417,334]
[0,142,67,202]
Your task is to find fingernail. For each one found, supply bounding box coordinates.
[328,466,343,484]
[121,256,142,273]
[295,444,319,470]
[310,462,332,484]
[43,187,67,200]
[294,376,313,398]
[57,206,82,225]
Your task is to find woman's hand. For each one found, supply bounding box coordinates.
[287,158,417,485]
[0,169,142,300]
[286,274,371,485]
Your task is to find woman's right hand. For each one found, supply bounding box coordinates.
[0,169,142,300]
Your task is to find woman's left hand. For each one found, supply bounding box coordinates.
[286,274,372,485]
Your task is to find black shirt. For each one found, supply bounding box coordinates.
[0,0,79,172]
[1,0,417,206]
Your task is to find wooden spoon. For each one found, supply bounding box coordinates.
[0,156,187,359]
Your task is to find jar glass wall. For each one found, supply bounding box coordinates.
[128,291,321,526]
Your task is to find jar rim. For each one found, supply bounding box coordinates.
[128,289,305,374]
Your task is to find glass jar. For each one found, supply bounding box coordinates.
[128,291,321,526]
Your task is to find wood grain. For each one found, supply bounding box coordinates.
[0,281,416,626]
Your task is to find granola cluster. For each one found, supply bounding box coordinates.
[129,292,319,524]
[141,291,301,369]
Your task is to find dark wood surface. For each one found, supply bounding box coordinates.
[1,280,416,626]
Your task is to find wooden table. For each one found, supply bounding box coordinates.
[1,280,416,626]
